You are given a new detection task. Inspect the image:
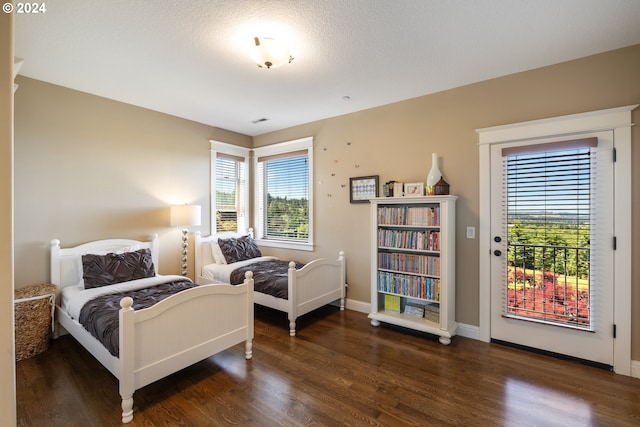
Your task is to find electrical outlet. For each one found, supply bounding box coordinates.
[466,226,476,239]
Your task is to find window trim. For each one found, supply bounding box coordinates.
[210,140,250,234]
[252,137,314,251]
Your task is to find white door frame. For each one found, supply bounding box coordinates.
[476,105,637,376]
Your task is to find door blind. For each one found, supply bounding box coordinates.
[502,138,597,329]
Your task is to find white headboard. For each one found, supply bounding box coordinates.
[50,234,159,293]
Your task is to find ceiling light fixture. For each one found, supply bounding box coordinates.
[252,37,293,69]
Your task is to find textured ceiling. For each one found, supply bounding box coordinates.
[14,0,640,136]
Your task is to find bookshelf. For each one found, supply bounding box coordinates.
[368,196,457,345]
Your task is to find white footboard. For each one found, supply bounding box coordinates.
[118,274,254,423]
[287,251,346,336]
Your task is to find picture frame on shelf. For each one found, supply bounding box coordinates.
[350,175,379,203]
[404,182,424,197]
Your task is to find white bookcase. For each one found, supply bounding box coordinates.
[368,196,457,345]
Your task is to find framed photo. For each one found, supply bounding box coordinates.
[404,182,424,197]
[350,175,379,203]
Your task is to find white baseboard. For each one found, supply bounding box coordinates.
[344,298,370,314]
[455,322,481,340]
[631,360,640,379]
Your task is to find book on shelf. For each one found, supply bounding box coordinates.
[404,305,425,317]
[377,271,441,301]
[424,302,439,312]
[404,302,426,318]
[377,229,441,251]
[377,253,440,276]
[384,294,401,313]
[423,303,440,323]
[377,206,440,226]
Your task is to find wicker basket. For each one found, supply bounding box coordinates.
[14,283,57,361]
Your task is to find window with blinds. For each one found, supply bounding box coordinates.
[503,138,596,329]
[253,137,313,247]
[215,154,247,233]
[256,152,309,240]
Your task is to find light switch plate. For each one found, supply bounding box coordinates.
[466,226,476,239]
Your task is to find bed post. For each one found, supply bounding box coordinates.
[49,239,61,288]
[50,239,62,338]
[338,251,346,311]
[288,261,297,336]
[244,271,254,359]
[119,297,135,423]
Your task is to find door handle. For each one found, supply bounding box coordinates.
[494,250,502,256]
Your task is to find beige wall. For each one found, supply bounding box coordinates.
[1,5,17,426]
[254,44,640,358]
[13,77,251,284]
[12,45,640,366]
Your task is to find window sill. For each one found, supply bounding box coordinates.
[255,238,314,252]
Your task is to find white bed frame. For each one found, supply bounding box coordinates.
[194,231,346,336]
[50,234,254,424]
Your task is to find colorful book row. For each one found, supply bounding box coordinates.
[378,229,440,251]
[377,206,440,226]
[378,252,440,275]
[377,271,441,301]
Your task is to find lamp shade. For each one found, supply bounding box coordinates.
[170,205,201,227]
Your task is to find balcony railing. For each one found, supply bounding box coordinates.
[505,243,591,329]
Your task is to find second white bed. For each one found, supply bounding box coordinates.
[195,231,346,336]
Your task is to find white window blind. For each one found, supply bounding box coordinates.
[502,137,597,329]
[253,137,313,249]
[257,151,309,240]
[214,152,247,233]
[210,141,250,233]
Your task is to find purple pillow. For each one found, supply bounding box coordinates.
[82,248,155,289]
[218,235,262,264]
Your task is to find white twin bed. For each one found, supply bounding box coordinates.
[50,234,254,424]
[194,231,346,336]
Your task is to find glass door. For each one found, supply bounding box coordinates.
[489,131,615,366]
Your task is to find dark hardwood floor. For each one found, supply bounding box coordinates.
[16,305,640,426]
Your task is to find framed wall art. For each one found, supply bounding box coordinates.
[350,175,379,203]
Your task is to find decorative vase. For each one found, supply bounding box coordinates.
[426,153,441,195]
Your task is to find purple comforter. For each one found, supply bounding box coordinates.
[228,260,304,299]
[78,280,197,357]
